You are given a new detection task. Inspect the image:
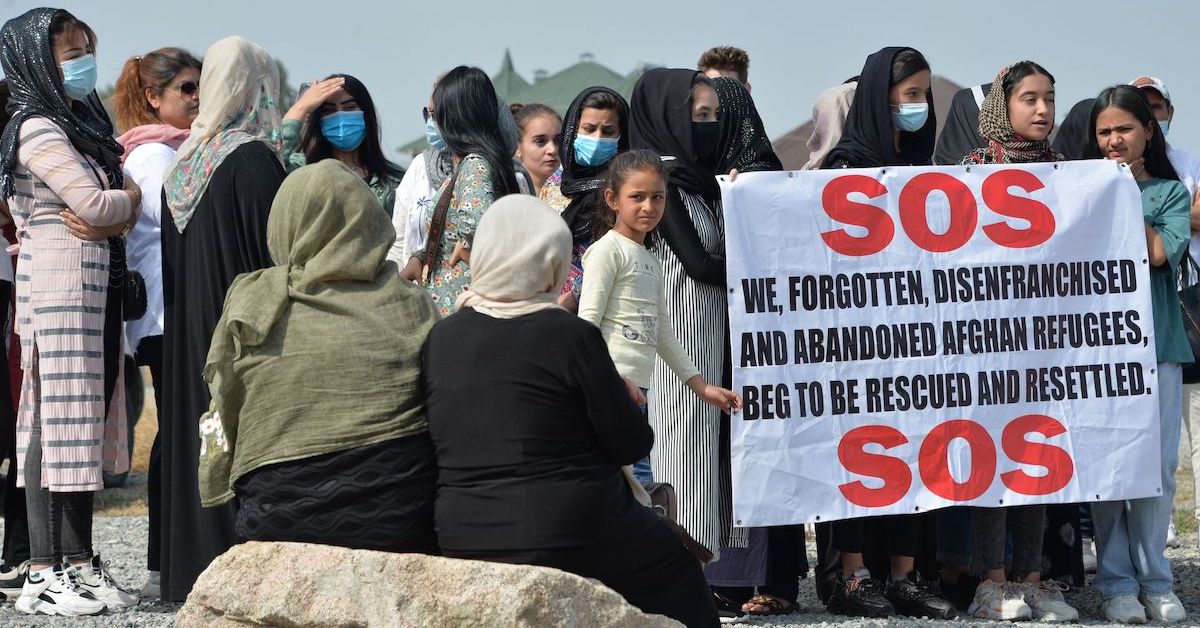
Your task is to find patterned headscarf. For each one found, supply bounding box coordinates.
[0,8,124,200]
[164,36,282,232]
[712,77,782,174]
[965,63,1061,165]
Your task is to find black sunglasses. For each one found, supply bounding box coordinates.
[422,106,435,122]
[174,81,199,96]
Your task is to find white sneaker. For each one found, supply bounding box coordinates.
[1141,591,1187,623]
[1104,595,1148,624]
[1167,521,1179,548]
[0,560,28,600]
[140,570,160,600]
[1083,537,1098,573]
[968,579,1031,620]
[1018,580,1078,622]
[13,565,106,616]
[73,555,138,610]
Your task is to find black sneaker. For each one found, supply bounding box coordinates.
[886,571,958,620]
[938,574,980,613]
[0,561,27,601]
[712,592,749,624]
[827,570,894,618]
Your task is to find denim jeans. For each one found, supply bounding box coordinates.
[972,505,1045,579]
[23,400,94,565]
[1092,363,1181,598]
[632,388,653,483]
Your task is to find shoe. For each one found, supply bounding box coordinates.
[717,609,748,624]
[73,554,138,610]
[13,565,106,616]
[1103,595,1148,624]
[712,591,748,624]
[1082,537,1098,573]
[937,574,980,613]
[886,571,957,619]
[0,561,28,601]
[140,570,160,600]
[1018,580,1079,622]
[826,568,893,618]
[1167,521,1179,548]
[968,579,1031,620]
[1140,590,1187,623]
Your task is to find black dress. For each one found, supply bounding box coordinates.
[423,308,718,628]
[158,142,284,601]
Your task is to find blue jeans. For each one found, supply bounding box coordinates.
[1092,363,1181,598]
[632,388,653,483]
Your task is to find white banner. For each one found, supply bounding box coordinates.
[723,161,1161,526]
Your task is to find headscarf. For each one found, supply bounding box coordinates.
[823,47,937,169]
[200,159,437,506]
[422,94,520,192]
[455,195,571,319]
[0,8,124,200]
[934,84,989,165]
[164,36,282,233]
[803,82,856,170]
[712,77,782,174]
[117,124,189,163]
[629,68,721,202]
[1052,98,1096,160]
[558,86,630,245]
[964,64,1060,164]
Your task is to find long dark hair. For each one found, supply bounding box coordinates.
[299,73,403,183]
[113,47,201,132]
[1001,61,1055,102]
[433,66,519,196]
[1084,85,1179,181]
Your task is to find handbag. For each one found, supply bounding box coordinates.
[108,236,147,322]
[1176,251,1200,383]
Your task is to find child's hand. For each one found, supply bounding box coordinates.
[685,375,742,414]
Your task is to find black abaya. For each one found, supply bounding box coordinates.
[159,141,284,601]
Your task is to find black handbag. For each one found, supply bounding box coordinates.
[1176,251,1200,383]
[108,236,147,322]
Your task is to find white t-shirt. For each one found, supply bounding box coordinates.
[123,142,174,352]
[1167,145,1200,261]
[387,152,439,266]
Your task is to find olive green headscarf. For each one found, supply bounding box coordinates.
[199,159,438,506]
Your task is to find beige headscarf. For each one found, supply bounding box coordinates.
[455,195,571,319]
[164,36,283,232]
[803,82,857,170]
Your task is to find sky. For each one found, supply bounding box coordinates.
[4,0,1199,163]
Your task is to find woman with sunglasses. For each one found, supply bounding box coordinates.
[281,75,404,215]
[111,45,202,600]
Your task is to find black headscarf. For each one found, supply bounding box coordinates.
[934,83,990,165]
[558,86,629,246]
[823,46,936,169]
[1052,98,1096,160]
[629,68,721,202]
[0,8,124,200]
[711,77,782,174]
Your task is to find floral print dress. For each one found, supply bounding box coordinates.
[422,154,496,316]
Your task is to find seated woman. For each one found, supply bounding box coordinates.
[198,159,439,554]
[422,194,718,628]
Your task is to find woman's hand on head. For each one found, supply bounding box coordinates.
[284,77,346,121]
[60,210,125,241]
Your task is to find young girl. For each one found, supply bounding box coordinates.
[512,103,564,204]
[577,150,740,484]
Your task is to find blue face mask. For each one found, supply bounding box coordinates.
[425,118,447,151]
[59,54,98,101]
[320,111,367,152]
[891,102,929,133]
[1160,119,1171,137]
[573,135,619,167]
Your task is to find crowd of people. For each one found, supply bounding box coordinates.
[0,7,1197,627]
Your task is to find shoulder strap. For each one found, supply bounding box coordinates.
[421,167,459,283]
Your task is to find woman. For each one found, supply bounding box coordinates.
[955,61,1079,623]
[0,8,140,615]
[159,35,286,603]
[1085,84,1191,625]
[199,160,438,553]
[817,47,955,621]
[111,45,201,599]
[402,66,519,317]
[557,86,629,311]
[423,194,718,628]
[512,102,563,202]
[803,80,856,170]
[281,74,404,214]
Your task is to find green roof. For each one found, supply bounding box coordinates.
[399,52,654,154]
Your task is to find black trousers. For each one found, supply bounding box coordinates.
[135,335,163,572]
[446,522,720,628]
[0,278,27,566]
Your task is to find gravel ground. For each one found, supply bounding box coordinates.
[1,517,1199,627]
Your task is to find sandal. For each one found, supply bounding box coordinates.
[742,593,797,616]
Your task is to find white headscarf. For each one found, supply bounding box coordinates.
[455,195,571,319]
[803,82,857,170]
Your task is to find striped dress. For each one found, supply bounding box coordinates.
[649,188,746,559]
[10,117,133,492]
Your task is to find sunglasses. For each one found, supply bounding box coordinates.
[173,81,199,96]
[422,106,435,122]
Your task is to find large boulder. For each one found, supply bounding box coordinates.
[177,541,683,628]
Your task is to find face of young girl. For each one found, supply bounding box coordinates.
[517,114,561,180]
[607,168,667,242]
[1007,73,1055,141]
[1095,106,1152,164]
